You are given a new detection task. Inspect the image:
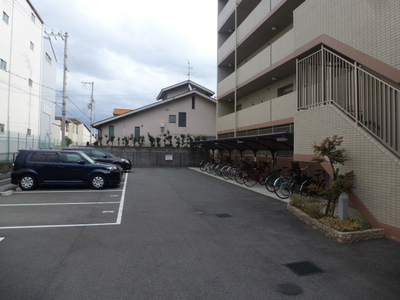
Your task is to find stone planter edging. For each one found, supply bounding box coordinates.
[287,204,385,244]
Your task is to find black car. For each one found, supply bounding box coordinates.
[11,149,123,190]
[64,148,132,171]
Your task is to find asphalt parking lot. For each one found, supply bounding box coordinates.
[0,168,400,300]
[0,174,127,229]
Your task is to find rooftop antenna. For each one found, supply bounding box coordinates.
[186,60,193,80]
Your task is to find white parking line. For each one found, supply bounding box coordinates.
[14,189,124,194]
[0,202,120,207]
[0,173,129,230]
[116,173,128,224]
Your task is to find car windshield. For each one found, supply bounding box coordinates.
[80,152,96,164]
[101,150,115,157]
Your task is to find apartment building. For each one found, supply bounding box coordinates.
[0,0,57,159]
[216,0,400,240]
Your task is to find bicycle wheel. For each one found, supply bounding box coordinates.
[273,176,286,192]
[265,174,278,192]
[221,168,231,180]
[243,172,257,187]
[275,182,293,199]
[235,170,245,184]
[300,179,317,197]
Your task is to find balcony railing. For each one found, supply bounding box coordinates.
[298,46,400,154]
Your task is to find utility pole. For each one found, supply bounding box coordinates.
[82,81,95,144]
[46,31,68,147]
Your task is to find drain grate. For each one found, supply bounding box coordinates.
[285,261,324,276]
[215,213,232,218]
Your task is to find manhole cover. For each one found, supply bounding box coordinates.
[277,283,303,295]
[215,213,232,218]
[285,261,324,276]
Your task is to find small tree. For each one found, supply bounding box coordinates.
[139,135,145,147]
[174,136,181,147]
[156,136,161,147]
[147,133,156,147]
[117,137,121,146]
[163,130,173,147]
[98,136,103,146]
[122,136,129,147]
[312,135,355,216]
[65,136,73,147]
[109,135,115,146]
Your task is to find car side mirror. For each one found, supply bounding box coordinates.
[78,160,86,164]
[103,155,108,158]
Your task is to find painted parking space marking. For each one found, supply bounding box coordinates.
[14,189,124,194]
[0,201,120,207]
[0,173,129,230]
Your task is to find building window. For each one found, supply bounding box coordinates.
[3,11,9,24]
[45,53,52,64]
[169,115,176,123]
[277,83,294,97]
[28,79,33,87]
[178,112,186,127]
[31,13,35,23]
[192,96,195,109]
[30,41,34,51]
[134,126,140,139]
[0,123,5,134]
[0,59,7,71]
[27,128,31,136]
[109,125,114,137]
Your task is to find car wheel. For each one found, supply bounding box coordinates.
[19,174,37,191]
[90,174,106,189]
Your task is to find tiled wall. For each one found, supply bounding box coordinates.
[295,105,400,229]
[294,0,400,70]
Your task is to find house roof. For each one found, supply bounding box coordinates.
[93,82,216,128]
[113,108,134,116]
[156,80,214,100]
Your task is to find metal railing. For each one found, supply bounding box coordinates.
[297,46,400,155]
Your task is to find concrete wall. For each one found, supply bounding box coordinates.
[99,146,207,168]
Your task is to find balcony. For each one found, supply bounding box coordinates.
[218,28,295,97]
[217,92,297,133]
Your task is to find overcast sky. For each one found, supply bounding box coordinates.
[30,0,217,125]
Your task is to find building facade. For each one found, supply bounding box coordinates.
[0,0,57,159]
[217,0,400,240]
[53,117,92,147]
[93,81,216,146]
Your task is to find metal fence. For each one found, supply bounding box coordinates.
[0,132,55,162]
[297,46,400,155]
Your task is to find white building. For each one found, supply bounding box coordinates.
[0,0,57,159]
[53,117,93,147]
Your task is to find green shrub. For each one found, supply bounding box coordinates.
[290,194,325,219]
[318,217,371,232]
